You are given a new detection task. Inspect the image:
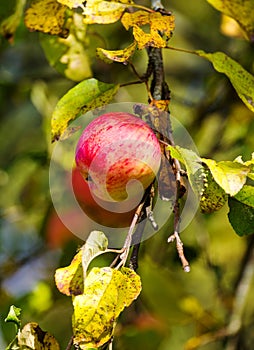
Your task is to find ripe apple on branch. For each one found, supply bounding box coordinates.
[75,112,162,205]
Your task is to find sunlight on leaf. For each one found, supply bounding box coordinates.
[0,0,26,42]
[97,42,137,63]
[235,153,254,180]
[55,249,84,296]
[25,0,68,36]
[121,11,175,49]
[18,323,60,350]
[81,231,109,278]
[202,158,250,196]
[5,305,21,330]
[51,78,119,142]
[40,12,92,82]
[206,0,254,42]
[57,0,86,10]
[220,14,244,39]
[72,267,141,349]
[81,0,130,24]
[196,51,254,113]
[167,145,204,198]
[55,231,108,296]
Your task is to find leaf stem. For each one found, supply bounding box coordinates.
[131,4,154,13]
[165,45,197,55]
[120,80,144,87]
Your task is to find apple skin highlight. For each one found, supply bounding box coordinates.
[75,112,161,202]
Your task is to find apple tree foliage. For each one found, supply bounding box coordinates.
[1,0,254,349]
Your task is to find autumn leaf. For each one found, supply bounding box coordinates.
[196,51,254,113]
[121,10,175,49]
[202,158,250,196]
[57,0,86,10]
[55,231,109,296]
[18,323,60,350]
[72,267,141,349]
[40,12,92,82]
[51,78,119,142]
[206,0,254,42]
[55,249,84,296]
[81,0,131,24]
[96,42,137,63]
[25,0,68,37]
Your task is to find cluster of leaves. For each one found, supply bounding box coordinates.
[169,145,254,236]
[4,305,60,349]
[4,232,141,349]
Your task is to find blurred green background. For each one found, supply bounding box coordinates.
[1,0,254,349]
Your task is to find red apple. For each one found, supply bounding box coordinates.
[71,167,137,228]
[75,112,161,202]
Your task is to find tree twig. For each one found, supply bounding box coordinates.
[65,335,74,350]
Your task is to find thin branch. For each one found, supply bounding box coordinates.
[120,80,144,88]
[65,336,74,350]
[116,200,145,268]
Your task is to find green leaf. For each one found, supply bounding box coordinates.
[200,168,227,213]
[228,197,254,236]
[196,51,254,112]
[202,158,250,196]
[167,145,204,197]
[55,231,108,296]
[81,231,109,277]
[18,322,60,350]
[72,266,141,349]
[51,78,119,142]
[206,0,254,42]
[5,305,21,331]
[0,0,26,42]
[234,185,254,207]
[96,42,137,64]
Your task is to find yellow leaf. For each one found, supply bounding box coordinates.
[57,0,85,10]
[73,267,141,349]
[96,42,137,63]
[121,11,175,49]
[202,158,250,196]
[82,0,129,24]
[206,0,254,42]
[55,231,109,296]
[55,249,84,296]
[196,51,254,112]
[25,0,68,36]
